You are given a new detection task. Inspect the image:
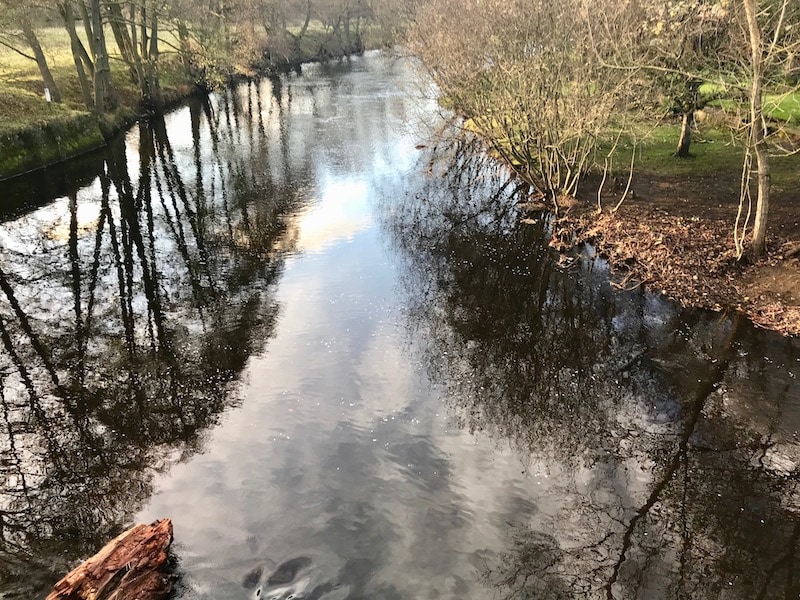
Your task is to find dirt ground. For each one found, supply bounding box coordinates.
[546,169,800,336]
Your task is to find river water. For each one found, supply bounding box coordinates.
[1,51,800,600]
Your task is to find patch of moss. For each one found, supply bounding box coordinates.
[0,115,105,180]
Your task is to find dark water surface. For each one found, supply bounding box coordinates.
[2,52,800,600]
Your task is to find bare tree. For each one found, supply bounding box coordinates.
[588,0,798,256]
[640,1,731,158]
[733,0,800,257]
[89,0,116,113]
[57,0,95,109]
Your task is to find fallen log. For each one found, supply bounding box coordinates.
[46,518,175,600]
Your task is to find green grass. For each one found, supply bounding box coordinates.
[700,81,800,123]
[0,28,85,132]
[765,91,800,123]
[0,25,200,177]
[0,113,105,175]
[603,123,741,174]
[470,108,799,188]
[698,82,728,97]
[0,20,375,139]
[0,78,87,131]
[598,120,798,188]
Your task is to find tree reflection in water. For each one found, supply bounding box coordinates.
[0,83,309,596]
[386,137,800,599]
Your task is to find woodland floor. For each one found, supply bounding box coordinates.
[544,156,800,336]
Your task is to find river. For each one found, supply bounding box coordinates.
[1,51,799,600]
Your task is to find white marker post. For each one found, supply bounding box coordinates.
[44,87,51,103]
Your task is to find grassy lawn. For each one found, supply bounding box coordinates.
[471,108,798,190]
[765,91,800,123]
[600,122,741,174]
[599,119,798,190]
[699,82,800,123]
[0,28,88,132]
[0,21,374,139]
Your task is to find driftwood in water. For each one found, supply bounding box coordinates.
[46,518,174,600]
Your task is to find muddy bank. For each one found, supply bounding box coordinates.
[536,171,800,336]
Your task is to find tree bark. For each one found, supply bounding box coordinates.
[130,2,139,70]
[76,0,95,54]
[108,0,143,85]
[89,0,117,114]
[675,110,693,158]
[146,0,160,100]
[744,0,770,257]
[61,2,95,75]
[140,2,148,58]
[46,519,174,600]
[293,0,312,42]
[148,1,158,61]
[59,1,95,109]
[19,19,62,103]
[176,19,193,75]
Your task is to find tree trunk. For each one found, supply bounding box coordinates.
[176,20,193,75]
[89,0,116,114]
[220,0,230,48]
[297,1,312,41]
[744,0,770,257]
[59,1,95,109]
[148,1,158,61]
[148,1,160,99]
[130,2,139,69]
[77,0,95,53]
[675,111,693,158]
[108,0,143,85]
[62,2,95,75]
[46,519,174,600]
[140,2,149,62]
[19,20,62,103]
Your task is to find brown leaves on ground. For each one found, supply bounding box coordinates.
[737,253,800,334]
[547,203,800,336]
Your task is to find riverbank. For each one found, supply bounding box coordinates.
[0,27,371,181]
[0,23,203,180]
[528,122,800,335]
[0,81,195,180]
